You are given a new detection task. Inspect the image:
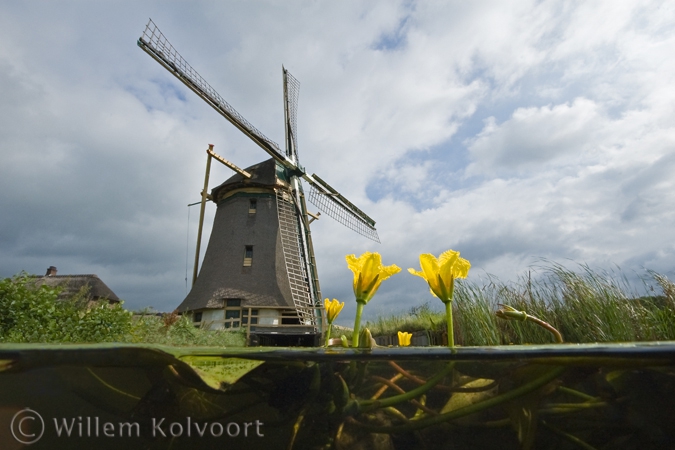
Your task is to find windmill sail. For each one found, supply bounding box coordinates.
[280,67,321,324]
[306,175,380,243]
[139,19,379,243]
[138,19,286,163]
[283,68,301,163]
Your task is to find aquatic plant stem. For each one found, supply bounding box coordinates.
[352,301,365,347]
[387,361,498,393]
[528,315,563,343]
[556,386,598,402]
[445,301,454,348]
[541,420,599,450]
[539,401,608,414]
[86,368,140,400]
[358,362,455,412]
[324,325,332,347]
[496,304,564,343]
[352,365,566,433]
[370,375,437,415]
[371,373,403,400]
[288,406,307,450]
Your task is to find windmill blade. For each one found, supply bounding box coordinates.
[283,67,301,163]
[305,174,380,243]
[138,19,290,166]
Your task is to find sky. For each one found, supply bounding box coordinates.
[1,1,674,325]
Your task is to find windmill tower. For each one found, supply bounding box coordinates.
[138,20,379,345]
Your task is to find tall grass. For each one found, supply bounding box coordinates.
[363,263,675,345]
[123,313,246,347]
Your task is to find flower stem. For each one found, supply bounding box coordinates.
[527,316,563,343]
[495,304,564,343]
[324,324,332,347]
[445,301,454,348]
[352,301,365,347]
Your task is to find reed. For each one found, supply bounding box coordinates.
[363,262,675,345]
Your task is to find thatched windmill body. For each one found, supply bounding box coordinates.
[138,20,379,344]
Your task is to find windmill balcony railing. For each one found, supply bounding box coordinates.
[192,305,327,342]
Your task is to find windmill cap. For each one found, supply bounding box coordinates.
[211,159,285,200]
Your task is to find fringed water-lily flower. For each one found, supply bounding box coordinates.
[323,298,344,346]
[409,250,470,348]
[346,252,401,304]
[324,298,344,324]
[408,250,470,303]
[398,331,412,347]
[346,252,401,347]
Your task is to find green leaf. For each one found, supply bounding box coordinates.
[178,356,264,390]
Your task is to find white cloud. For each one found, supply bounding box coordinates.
[466,98,604,175]
[1,1,674,319]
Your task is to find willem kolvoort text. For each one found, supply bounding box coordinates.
[52,416,264,438]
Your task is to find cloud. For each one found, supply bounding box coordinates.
[1,1,674,321]
[466,98,603,175]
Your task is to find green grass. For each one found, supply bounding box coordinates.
[361,262,675,345]
[123,313,246,346]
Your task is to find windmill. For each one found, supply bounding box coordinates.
[138,19,379,345]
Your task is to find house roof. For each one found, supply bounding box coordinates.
[29,275,121,303]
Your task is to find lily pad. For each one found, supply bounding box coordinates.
[177,356,264,390]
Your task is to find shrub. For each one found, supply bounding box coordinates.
[0,274,246,346]
[0,274,132,343]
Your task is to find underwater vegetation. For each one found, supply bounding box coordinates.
[1,343,673,449]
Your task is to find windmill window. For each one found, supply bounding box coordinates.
[249,198,257,214]
[242,308,258,325]
[224,299,242,329]
[224,309,241,329]
[193,311,203,323]
[243,246,253,266]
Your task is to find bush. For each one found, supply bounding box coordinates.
[0,273,246,346]
[0,274,132,343]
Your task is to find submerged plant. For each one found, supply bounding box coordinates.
[346,252,401,347]
[409,249,471,347]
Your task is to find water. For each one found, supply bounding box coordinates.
[1,342,674,449]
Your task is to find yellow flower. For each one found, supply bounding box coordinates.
[346,252,401,304]
[398,331,412,347]
[408,249,470,303]
[324,298,344,324]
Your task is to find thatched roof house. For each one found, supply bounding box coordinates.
[30,266,120,304]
